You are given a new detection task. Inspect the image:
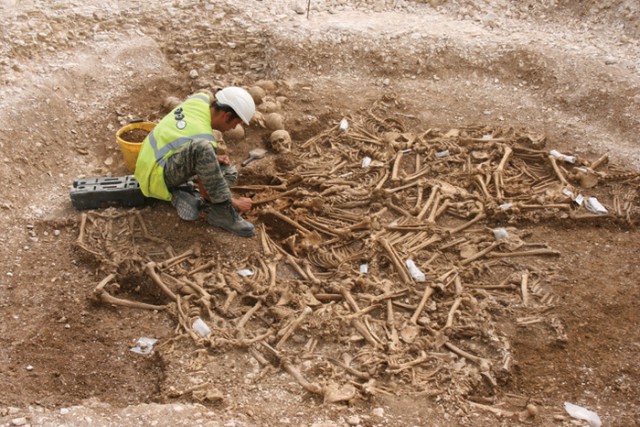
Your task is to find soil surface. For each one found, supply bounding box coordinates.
[0,1,639,427]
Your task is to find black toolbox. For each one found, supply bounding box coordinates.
[70,175,146,210]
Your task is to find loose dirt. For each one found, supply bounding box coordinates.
[0,1,638,427]
[119,129,150,144]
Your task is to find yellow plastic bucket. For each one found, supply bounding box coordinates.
[116,121,156,172]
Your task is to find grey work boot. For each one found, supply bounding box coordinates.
[171,189,203,221]
[207,201,255,237]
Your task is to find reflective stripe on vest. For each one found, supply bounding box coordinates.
[134,93,217,201]
[150,132,215,168]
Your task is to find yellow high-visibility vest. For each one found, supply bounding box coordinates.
[134,93,218,201]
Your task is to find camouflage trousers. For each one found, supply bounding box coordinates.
[163,138,237,203]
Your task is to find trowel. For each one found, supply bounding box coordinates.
[241,148,267,166]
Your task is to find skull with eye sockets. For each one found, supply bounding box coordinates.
[269,130,292,154]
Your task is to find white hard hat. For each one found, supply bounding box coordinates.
[215,86,256,125]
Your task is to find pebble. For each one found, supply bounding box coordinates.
[372,407,384,417]
[10,418,28,426]
[346,415,361,425]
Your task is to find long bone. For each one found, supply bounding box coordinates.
[385,180,421,194]
[444,342,491,372]
[515,203,572,211]
[443,296,463,329]
[157,243,201,270]
[412,180,426,214]
[386,300,400,351]
[260,343,324,396]
[387,351,431,374]
[520,271,530,307]
[187,260,216,277]
[302,259,322,284]
[447,210,486,235]
[474,175,492,200]
[232,183,288,191]
[391,149,405,183]
[144,262,178,300]
[236,300,262,329]
[375,169,390,190]
[407,234,442,253]
[493,145,513,202]
[360,289,408,304]
[301,217,351,239]
[402,165,431,182]
[426,193,444,223]
[410,284,435,325]
[93,273,168,311]
[432,199,452,222]
[339,285,382,348]
[401,231,429,251]
[468,401,537,421]
[386,200,414,219]
[175,295,200,340]
[77,212,88,246]
[340,304,381,320]
[285,255,311,281]
[276,306,313,349]
[485,248,561,258]
[416,185,440,220]
[460,241,501,266]
[327,357,371,380]
[253,189,299,205]
[591,153,609,170]
[261,207,312,235]
[548,155,571,187]
[378,238,413,284]
[352,318,382,348]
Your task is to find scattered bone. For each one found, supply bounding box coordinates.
[75,107,639,408]
[93,273,167,311]
[276,306,313,349]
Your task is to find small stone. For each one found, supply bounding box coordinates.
[53,230,61,236]
[189,69,199,79]
[372,407,384,417]
[293,0,306,14]
[11,417,28,426]
[346,415,361,425]
[26,365,34,371]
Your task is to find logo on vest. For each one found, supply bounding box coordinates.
[174,107,186,129]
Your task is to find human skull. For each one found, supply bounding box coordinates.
[269,130,291,153]
[224,124,245,141]
[264,112,285,130]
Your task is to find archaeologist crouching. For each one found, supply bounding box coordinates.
[134,86,256,237]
